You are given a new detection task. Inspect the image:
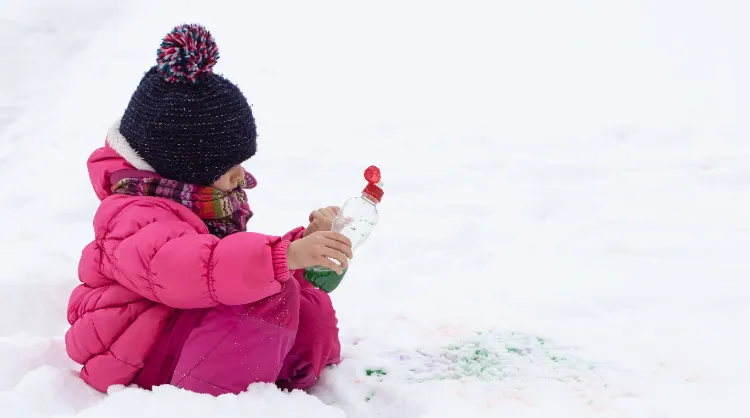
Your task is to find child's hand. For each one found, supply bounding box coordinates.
[303,206,340,237]
[287,231,353,274]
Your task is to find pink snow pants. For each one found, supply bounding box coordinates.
[132,276,342,395]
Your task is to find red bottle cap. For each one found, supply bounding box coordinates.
[365,166,381,184]
[363,165,384,203]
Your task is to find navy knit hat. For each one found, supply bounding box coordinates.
[115,24,257,186]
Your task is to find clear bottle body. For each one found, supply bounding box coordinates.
[304,193,379,292]
[331,193,379,251]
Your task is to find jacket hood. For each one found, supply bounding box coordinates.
[87,121,159,201]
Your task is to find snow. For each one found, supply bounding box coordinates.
[0,0,748,416]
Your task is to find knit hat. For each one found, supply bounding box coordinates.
[110,24,257,186]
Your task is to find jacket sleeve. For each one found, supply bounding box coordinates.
[281,226,305,244]
[279,226,312,287]
[111,220,292,309]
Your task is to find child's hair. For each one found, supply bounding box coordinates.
[111,23,257,186]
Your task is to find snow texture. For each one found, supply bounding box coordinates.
[0,0,748,417]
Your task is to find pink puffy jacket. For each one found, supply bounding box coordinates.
[66,144,301,392]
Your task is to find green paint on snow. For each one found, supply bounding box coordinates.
[396,329,602,385]
[506,346,522,354]
[366,368,387,377]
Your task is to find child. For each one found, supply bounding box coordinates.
[65,24,353,396]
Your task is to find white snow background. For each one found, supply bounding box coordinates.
[0,0,748,417]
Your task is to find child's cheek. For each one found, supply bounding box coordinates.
[213,180,228,192]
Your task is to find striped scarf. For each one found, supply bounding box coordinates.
[112,171,255,238]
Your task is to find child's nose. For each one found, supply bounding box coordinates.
[231,167,243,184]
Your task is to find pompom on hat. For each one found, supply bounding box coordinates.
[156,23,219,84]
[110,23,257,186]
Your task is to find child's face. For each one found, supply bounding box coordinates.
[212,165,245,193]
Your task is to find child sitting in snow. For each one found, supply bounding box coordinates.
[65,23,352,396]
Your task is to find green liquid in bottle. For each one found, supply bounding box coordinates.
[304,266,348,293]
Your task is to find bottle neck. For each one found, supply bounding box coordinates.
[362,192,379,205]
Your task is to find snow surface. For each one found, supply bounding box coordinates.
[1,0,748,416]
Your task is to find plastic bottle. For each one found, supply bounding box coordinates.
[304,166,384,292]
